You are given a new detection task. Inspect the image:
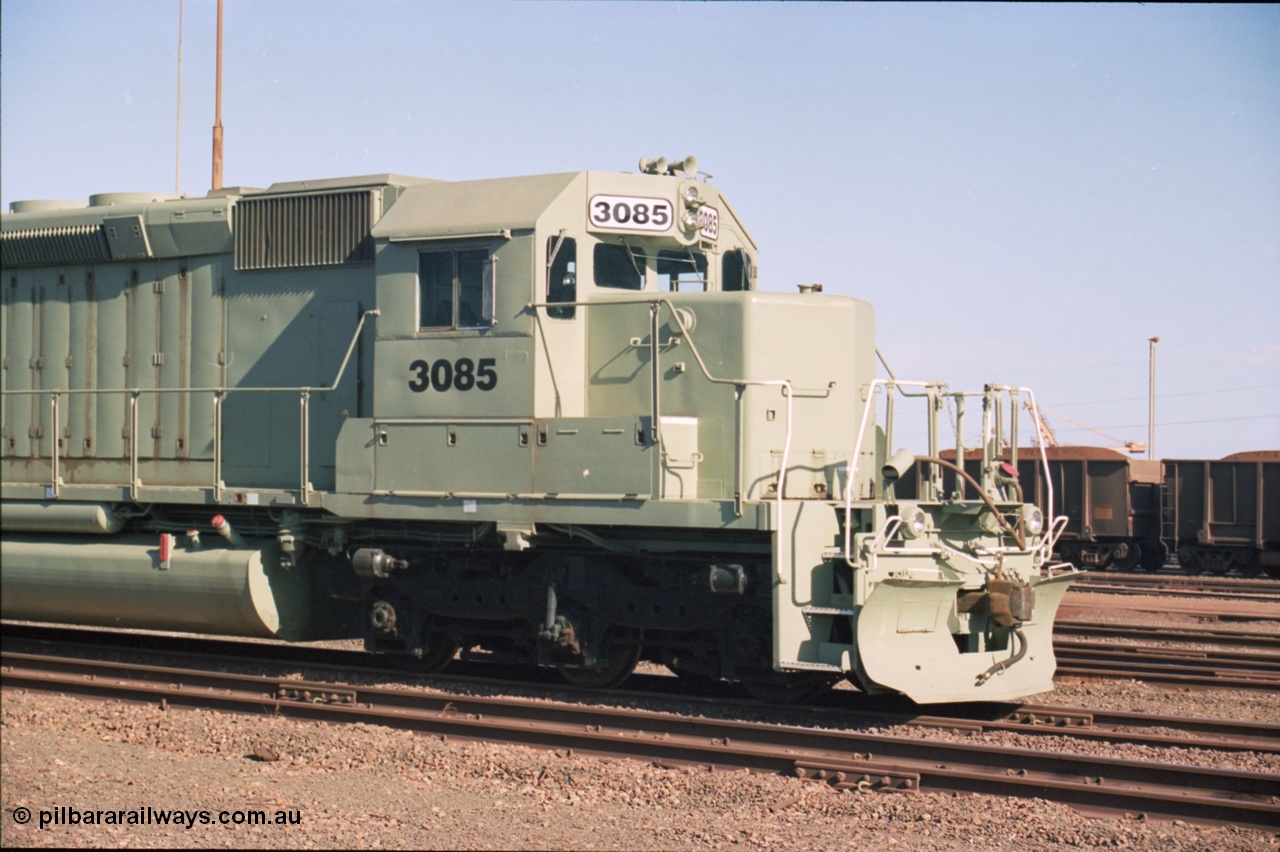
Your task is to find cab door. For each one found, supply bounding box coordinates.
[367,237,537,496]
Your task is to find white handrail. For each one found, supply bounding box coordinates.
[844,381,1062,569]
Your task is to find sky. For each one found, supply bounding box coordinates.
[2,1,1277,459]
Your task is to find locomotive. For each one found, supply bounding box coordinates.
[0,157,1078,704]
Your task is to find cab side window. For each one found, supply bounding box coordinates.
[722,249,753,292]
[658,249,707,292]
[420,247,493,329]
[546,236,576,320]
[594,243,645,290]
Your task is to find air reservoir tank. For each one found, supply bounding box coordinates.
[1,501,126,534]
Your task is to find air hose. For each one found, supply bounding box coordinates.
[975,626,1028,685]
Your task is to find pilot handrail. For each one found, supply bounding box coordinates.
[843,380,1058,570]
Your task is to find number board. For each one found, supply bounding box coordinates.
[589,195,673,233]
[408,357,498,393]
[697,206,719,240]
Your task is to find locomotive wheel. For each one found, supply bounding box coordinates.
[559,642,642,689]
[1237,557,1262,579]
[393,634,460,674]
[740,672,837,705]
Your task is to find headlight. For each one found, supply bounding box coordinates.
[1021,506,1044,536]
[901,506,928,539]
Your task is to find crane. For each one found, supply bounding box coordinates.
[1024,401,1060,448]
[1023,401,1147,454]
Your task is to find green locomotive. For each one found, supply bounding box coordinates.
[0,157,1077,703]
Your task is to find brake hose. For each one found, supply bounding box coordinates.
[976,626,1028,685]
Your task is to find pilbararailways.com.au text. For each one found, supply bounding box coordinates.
[13,805,301,830]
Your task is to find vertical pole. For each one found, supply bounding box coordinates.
[129,392,140,501]
[211,0,224,191]
[649,303,661,445]
[1007,390,1018,470]
[1148,336,1159,460]
[955,394,966,500]
[733,384,744,517]
[175,0,183,194]
[50,393,60,498]
[884,383,895,476]
[213,391,223,503]
[300,391,311,506]
[927,386,941,501]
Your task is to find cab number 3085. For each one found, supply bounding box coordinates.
[408,358,498,393]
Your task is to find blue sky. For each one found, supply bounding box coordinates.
[3,1,1277,459]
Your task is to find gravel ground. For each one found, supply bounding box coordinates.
[3,589,1279,850]
[3,690,1276,851]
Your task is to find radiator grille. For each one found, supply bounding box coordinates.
[0,224,111,267]
[234,190,376,271]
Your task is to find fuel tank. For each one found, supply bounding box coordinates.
[1,534,311,640]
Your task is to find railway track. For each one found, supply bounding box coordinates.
[11,619,1278,697]
[1071,572,1280,601]
[3,646,1278,831]
[1096,564,1280,582]
[1054,638,1280,691]
[1061,580,1280,626]
[1055,620,1280,650]
[3,623,1278,754]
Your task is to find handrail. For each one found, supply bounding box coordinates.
[843,380,1061,570]
[526,295,796,566]
[0,309,380,399]
[843,378,924,567]
[1,309,379,505]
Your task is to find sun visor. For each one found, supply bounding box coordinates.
[373,172,579,242]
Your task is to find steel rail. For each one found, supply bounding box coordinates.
[1073,573,1280,596]
[795,758,1280,830]
[1000,703,1280,749]
[1055,662,1280,691]
[3,649,1277,831]
[1055,639,1280,675]
[1070,582,1280,603]
[1060,594,1280,624]
[4,622,1279,752]
[1055,621,1280,650]
[905,703,1280,755]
